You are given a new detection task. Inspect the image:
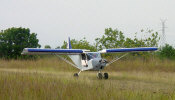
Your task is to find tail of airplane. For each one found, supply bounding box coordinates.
[67,37,72,49]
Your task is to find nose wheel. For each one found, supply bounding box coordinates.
[97,72,108,79]
[97,73,103,79]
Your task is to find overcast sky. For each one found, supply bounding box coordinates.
[0,0,174,48]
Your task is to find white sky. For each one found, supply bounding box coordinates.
[0,0,175,48]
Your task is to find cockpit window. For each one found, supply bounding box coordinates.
[86,53,101,60]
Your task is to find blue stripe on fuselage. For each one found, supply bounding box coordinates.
[106,47,158,53]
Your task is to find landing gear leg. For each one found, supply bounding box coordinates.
[74,70,82,77]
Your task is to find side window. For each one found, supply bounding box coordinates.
[87,53,93,60]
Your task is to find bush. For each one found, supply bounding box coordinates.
[158,44,175,59]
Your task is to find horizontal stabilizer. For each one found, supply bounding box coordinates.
[99,47,158,53]
[22,48,83,55]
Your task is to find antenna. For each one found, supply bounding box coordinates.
[160,19,167,47]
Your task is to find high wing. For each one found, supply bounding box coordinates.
[21,48,84,55]
[99,47,158,53]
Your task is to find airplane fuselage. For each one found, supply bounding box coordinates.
[76,52,108,71]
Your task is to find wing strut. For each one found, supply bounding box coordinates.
[56,55,78,68]
[106,53,128,67]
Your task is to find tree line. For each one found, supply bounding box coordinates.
[0,27,174,59]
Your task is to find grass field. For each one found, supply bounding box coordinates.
[0,57,175,100]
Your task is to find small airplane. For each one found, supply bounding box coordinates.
[22,37,158,79]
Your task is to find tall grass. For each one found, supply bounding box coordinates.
[0,57,77,72]
[0,57,175,100]
[0,57,175,72]
[0,71,175,100]
[106,58,175,72]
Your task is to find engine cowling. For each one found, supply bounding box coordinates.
[92,58,108,70]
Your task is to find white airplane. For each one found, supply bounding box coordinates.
[22,37,158,79]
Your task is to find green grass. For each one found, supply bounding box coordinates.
[0,57,175,100]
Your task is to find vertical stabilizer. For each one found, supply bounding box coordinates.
[67,37,72,49]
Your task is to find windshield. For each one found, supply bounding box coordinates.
[86,53,101,60]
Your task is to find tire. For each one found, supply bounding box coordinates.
[74,73,79,77]
[104,73,108,79]
[97,73,103,79]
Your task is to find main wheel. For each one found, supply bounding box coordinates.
[74,73,79,77]
[104,73,108,79]
[97,73,103,79]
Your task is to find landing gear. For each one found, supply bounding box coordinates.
[97,73,103,79]
[97,71,109,79]
[73,70,108,79]
[104,73,108,79]
[74,73,79,77]
[73,70,82,77]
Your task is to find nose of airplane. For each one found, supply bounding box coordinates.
[99,59,108,63]
[92,58,108,70]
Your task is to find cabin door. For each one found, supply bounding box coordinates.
[81,54,88,67]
